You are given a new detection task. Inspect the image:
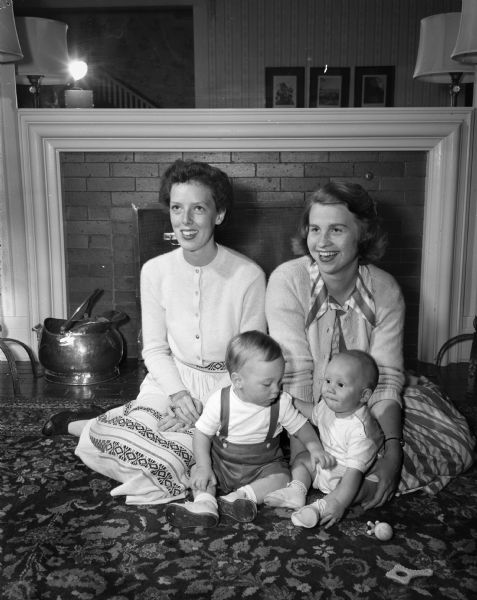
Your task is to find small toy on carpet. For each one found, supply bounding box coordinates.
[366,520,393,541]
[385,563,434,585]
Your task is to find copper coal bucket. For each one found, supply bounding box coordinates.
[35,289,126,385]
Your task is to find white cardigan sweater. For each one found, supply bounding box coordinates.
[140,244,266,397]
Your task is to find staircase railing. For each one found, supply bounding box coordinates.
[85,69,157,109]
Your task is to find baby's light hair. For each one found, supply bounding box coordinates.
[340,349,379,391]
[225,330,283,374]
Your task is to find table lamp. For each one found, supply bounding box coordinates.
[14,16,69,107]
[0,0,23,63]
[451,0,477,107]
[413,12,474,106]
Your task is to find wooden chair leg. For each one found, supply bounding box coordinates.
[0,339,22,397]
[435,315,477,400]
[0,337,43,397]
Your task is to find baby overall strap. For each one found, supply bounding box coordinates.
[218,385,231,440]
[219,385,280,442]
[266,398,280,441]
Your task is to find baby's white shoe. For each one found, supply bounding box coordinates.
[291,498,327,528]
[264,482,307,509]
[217,496,257,522]
[165,499,219,528]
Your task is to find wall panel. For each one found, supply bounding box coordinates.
[206,0,464,108]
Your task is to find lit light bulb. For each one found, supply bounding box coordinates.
[69,60,88,81]
[65,59,93,107]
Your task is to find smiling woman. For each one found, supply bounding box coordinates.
[265,181,475,515]
[42,159,268,506]
[168,183,225,266]
[306,203,362,302]
[166,171,228,266]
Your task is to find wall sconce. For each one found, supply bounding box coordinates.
[413,12,474,106]
[452,0,477,107]
[0,1,23,63]
[14,16,69,108]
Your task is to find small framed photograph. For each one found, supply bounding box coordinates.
[354,66,395,107]
[309,67,350,108]
[265,67,305,108]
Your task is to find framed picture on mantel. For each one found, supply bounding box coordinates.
[265,67,305,108]
[354,66,395,107]
[309,67,350,107]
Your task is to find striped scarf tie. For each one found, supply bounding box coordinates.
[328,299,347,358]
[306,261,377,339]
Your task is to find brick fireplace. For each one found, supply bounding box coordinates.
[61,149,426,363]
[15,108,474,364]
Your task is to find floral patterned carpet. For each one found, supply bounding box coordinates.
[1,364,477,600]
[1,432,476,600]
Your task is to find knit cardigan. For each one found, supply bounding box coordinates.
[266,256,406,410]
[141,244,266,397]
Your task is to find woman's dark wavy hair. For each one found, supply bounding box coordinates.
[296,181,387,263]
[159,159,233,215]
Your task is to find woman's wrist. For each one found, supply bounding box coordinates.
[384,436,405,448]
[383,437,404,458]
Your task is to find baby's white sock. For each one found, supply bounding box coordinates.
[220,491,241,502]
[237,485,257,504]
[291,498,327,528]
[194,492,218,508]
[289,479,308,495]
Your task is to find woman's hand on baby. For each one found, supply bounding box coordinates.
[170,390,203,426]
[361,445,402,510]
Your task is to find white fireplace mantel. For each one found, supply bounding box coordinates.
[6,107,476,362]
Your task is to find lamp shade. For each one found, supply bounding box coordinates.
[413,12,474,83]
[452,0,477,64]
[15,16,69,84]
[0,0,23,62]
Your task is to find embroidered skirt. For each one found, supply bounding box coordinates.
[75,359,230,505]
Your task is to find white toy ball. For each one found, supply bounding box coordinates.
[366,520,393,541]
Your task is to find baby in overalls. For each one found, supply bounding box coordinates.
[166,330,327,527]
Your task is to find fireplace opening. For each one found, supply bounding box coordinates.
[61,150,425,367]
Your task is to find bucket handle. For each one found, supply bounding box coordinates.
[60,288,104,333]
[99,310,129,325]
